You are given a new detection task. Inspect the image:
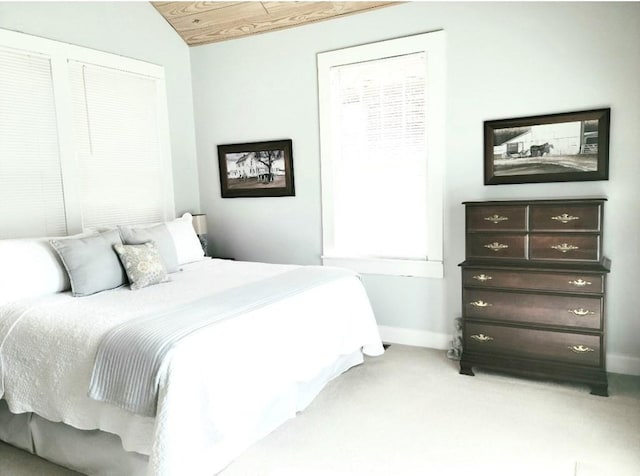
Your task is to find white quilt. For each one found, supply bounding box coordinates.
[0,259,383,475]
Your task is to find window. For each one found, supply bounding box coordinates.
[69,62,171,228]
[0,28,174,239]
[317,31,445,278]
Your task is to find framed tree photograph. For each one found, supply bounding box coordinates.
[217,139,295,198]
[484,108,610,185]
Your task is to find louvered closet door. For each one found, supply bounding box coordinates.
[69,61,169,229]
[0,46,67,238]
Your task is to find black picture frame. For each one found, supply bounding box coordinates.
[484,108,610,185]
[217,139,295,198]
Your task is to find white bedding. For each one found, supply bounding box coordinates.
[0,259,383,475]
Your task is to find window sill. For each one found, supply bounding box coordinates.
[321,256,443,278]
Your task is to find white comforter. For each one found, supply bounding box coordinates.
[0,259,383,475]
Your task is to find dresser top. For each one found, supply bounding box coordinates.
[463,198,607,206]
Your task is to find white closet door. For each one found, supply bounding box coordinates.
[0,46,67,238]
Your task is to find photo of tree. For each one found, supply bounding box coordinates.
[217,140,295,197]
[224,149,287,189]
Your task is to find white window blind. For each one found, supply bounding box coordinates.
[0,46,67,238]
[330,53,428,260]
[318,31,445,278]
[0,28,174,239]
[70,62,167,228]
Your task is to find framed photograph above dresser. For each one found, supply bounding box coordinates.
[484,108,610,185]
[458,198,610,396]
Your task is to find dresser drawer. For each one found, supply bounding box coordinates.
[463,289,602,329]
[530,204,601,232]
[466,234,526,259]
[464,323,601,367]
[462,269,604,293]
[466,206,527,232]
[530,234,600,261]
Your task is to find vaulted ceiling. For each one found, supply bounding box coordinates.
[151,2,398,46]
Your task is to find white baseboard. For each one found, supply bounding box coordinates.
[378,325,640,376]
[378,325,452,350]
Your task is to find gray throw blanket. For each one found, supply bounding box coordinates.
[88,266,356,416]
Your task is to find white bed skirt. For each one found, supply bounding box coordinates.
[0,350,364,476]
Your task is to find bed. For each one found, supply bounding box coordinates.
[0,217,384,475]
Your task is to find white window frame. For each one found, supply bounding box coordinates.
[0,28,174,235]
[317,31,445,278]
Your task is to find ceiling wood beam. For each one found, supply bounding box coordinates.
[152,2,239,21]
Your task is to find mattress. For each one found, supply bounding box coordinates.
[0,258,384,475]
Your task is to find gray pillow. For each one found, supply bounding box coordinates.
[118,224,179,273]
[50,230,127,297]
[113,242,169,290]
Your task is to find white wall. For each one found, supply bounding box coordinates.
[191,2,640,374]
[0,1,201,215]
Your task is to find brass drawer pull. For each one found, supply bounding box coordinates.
[551,243,579,253]
[568,345,595,353]
[484,214,509,224]
[473,274,493,282]
[470,334,494,342]
[469,300,492,308]
[551,213,580,224]
[485,242,509,252]
[568,308,595,316]
[569,279,591,287]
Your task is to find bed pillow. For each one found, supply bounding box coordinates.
[118,223,179,273]
[165,213,205,265]
[0,232,94,305]
[0,238,70,305]
[50,230,127,297]
[113,242,169,290]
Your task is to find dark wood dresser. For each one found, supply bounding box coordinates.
[459,198,610,396]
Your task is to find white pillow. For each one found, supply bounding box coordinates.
[165,213,205,265]
[0,232,92,305]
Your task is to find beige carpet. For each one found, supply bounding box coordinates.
[0,442,81,475]
[1,345,639,476]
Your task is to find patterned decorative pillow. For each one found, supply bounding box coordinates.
[113,242,169,290]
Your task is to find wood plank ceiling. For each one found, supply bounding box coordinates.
[152,2,398,46]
